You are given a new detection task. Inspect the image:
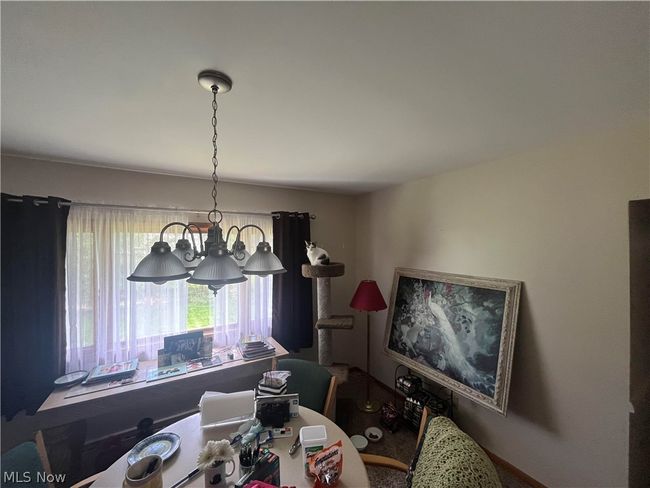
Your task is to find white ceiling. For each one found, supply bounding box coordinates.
[2,2,648,194]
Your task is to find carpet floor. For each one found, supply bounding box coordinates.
[335,369,532,488]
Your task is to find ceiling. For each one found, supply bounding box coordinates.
[2,2,648,194]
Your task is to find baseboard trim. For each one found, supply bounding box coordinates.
[483,448,547,488]
[350,367,546,488]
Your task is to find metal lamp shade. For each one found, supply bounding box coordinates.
[187,246,247,286]
[127,242,190,284]
[242,242,286,276]
[172,239,201,270]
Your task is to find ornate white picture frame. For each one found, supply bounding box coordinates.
[383,268,521,415]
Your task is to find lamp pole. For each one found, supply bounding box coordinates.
[360,310,380,412]
[350,280,386,414]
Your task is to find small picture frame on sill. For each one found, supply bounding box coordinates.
[157,349,172,368]
[163,331,204,362]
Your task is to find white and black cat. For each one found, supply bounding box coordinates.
[305,241,330,265]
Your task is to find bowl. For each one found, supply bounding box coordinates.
[364,426,383,442]
[350,434,368,452]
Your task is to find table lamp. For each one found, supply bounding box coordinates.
[350,280,387,413]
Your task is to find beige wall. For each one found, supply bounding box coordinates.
[354,123,649,486]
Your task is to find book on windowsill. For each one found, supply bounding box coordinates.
[239,340,275,361]
[241,343,271,353]
[241,335,266,345]
[240,347,275,360]
[146,363,187,382]
[83,359,139,385]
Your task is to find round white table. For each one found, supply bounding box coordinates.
[93,406,369,488]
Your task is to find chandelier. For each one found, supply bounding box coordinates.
[128,70,286,293]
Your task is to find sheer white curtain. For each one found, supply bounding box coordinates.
[209,213,273,346]
[65,206,273,372]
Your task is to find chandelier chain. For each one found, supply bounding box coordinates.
[127,70,287,288]
[209,86,219,223]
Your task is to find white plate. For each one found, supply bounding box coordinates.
[54,371,88,387]
[364,426,383,442]
[127,433,181,465]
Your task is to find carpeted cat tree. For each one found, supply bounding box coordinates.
[301,262,353,366]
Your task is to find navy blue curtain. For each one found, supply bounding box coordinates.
[271,212,313,351]
[1,194,70,419]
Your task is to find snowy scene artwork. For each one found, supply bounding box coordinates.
[384,268,521,415]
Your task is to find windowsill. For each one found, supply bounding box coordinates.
[44,337,289,415]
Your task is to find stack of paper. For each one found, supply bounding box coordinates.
[239,338,276,360]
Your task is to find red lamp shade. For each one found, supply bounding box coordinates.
[350,280,387,312]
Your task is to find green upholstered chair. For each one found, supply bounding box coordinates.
[1,433,51,488]
[361,408,502,488]
[1,432,101,488]
[277,358,337,419]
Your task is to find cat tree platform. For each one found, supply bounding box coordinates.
[302,262,354,366]
[316,316,354,330]
[301,262,345,278]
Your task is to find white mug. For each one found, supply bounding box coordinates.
[204,459,235,487]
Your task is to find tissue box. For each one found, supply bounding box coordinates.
[257,380,287,396]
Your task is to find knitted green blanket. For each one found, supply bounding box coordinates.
[408,416,502,488]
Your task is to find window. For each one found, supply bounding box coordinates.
[65,206,273,372]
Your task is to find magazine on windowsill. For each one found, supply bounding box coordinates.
[146,363,188,382]
[83,359,139,385]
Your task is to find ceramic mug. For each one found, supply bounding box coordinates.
[124,454,163,488]
[204,459,235,487]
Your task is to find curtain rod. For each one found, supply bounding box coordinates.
[2,198,317,220]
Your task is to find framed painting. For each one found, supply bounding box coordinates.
[383,268,521,415]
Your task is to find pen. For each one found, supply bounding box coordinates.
[170,467,200,488]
